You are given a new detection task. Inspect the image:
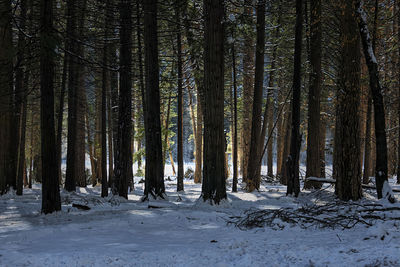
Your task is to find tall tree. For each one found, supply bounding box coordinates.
[113,0,133,199]
[240,0,255,181]
[201,0,226,204]
[15,0,28,195]
[246,0,266,192]
[101,0,112,198]
[356,0,394,201]
[65,0,78,192]
[0,0,13,194]
[176,0,184,192]
[334,0,362,201]
[40,0,61,213]
[143,0,165,200]
[286,0,303,197]
[231,32,238,193]
[304,0,322,189]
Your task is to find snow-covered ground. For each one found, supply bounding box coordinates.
[1,172,400,267]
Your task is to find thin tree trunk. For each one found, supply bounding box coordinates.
[240,0,255,181]
[246,0,266,192]
[232,36,238,193]
[176,0,184,192]
[304,0,322,189]
[0,0,13,194]
[101,0,111,197]
[356,0,392,201]
[15,0,28,195]
[286,0,303,197]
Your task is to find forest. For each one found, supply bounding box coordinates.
[1,0,400,266]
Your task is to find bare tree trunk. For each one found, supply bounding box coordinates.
[0,0,13,194]
[304,0,322,189]
[334,0,362,201]
[286,0,303,197]
[202,0,226,204]
[114,0,133,199]
[143,0,165,200]
[232,37,238,192]
[15,0,28,195]
[40,0,61,213]
[246,0,266,192]
[176,0,184,192]
[240,0,255,181]
[356,0,392,201]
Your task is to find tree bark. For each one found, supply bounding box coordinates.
[176,0,184,192]
[113,0,133,199]
[246,0,266,192]
[286,0,303,197]
[15,0,28,195]
[143,0,165,200]
[232,36,238,193]
[240,0,255,181]
[304,0,322,189]
[356,0,393,201]
[201,0,226,204]
[334,0,362,201]
[40,0,61,213]
[0,0,13,194]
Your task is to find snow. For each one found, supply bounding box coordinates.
[1,174,400,266]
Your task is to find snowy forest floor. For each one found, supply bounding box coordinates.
[1,174,400,267]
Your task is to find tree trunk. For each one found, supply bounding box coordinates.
[40,0,61,213]
[113,0,133,199]
[176,0,184,192]
[65,0,78,192]
[0,0,13,194]
[304,0,322,189]
[15,0,28,195]
[202,0,226,204]
[232,37,238,193]
[334,0,362,201]
[356,0,393,201]
[286,0,303,197]
[246,0,266,192]
[143,0,165,200]
[101,0,112,197]
[240,0,255,181]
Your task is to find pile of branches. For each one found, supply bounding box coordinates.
[228,202,400,230]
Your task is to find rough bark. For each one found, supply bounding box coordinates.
[65,0,78,192]
[143,0,165,200]
[15,0,28,195]
[304,0,322,189]
[0,0,13,194]
[334,0,362,201]
[176,0,184,192]
[113,0,133,199]
[246,0,266,192]
[201,0,226,204]
[40,0,61,213]
[356,0,392,201]
[240,0,255,181]
[232,38,238,193]
[286,0,303,197]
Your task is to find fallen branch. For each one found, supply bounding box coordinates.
[305,177,400,193]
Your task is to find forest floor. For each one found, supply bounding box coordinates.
[1,169,400,266]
